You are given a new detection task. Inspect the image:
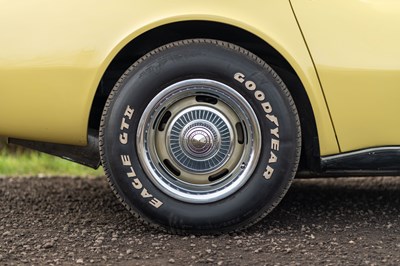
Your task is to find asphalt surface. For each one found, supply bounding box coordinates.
[0,176,399,265]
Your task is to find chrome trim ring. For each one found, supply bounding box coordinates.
[137,79,261,203]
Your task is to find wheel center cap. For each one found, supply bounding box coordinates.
[190,132,208,148]
[187,129,213,155]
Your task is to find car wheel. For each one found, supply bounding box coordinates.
[99,39,301,234]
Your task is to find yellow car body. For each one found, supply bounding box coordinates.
[1,0,339,152]
[292,0,400,153]
[1,0,399,232]
[2,0,399,156]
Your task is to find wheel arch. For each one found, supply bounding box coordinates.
[89,20,322,172]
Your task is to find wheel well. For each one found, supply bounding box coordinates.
[89,21,320,172]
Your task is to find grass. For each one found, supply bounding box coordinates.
[0,150,104,177]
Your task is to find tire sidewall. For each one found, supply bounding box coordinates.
[101,40,300,233]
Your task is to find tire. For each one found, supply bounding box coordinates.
[99,39,301,234]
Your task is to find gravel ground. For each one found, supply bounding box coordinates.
[0,176,399,265]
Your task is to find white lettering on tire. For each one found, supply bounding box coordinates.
[120,154,163,209]
[234,73,280,180]
[119,105,134,145]
[118,105,163,209]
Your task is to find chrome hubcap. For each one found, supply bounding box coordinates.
[168,107,233,173]
[137,79,261,203]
